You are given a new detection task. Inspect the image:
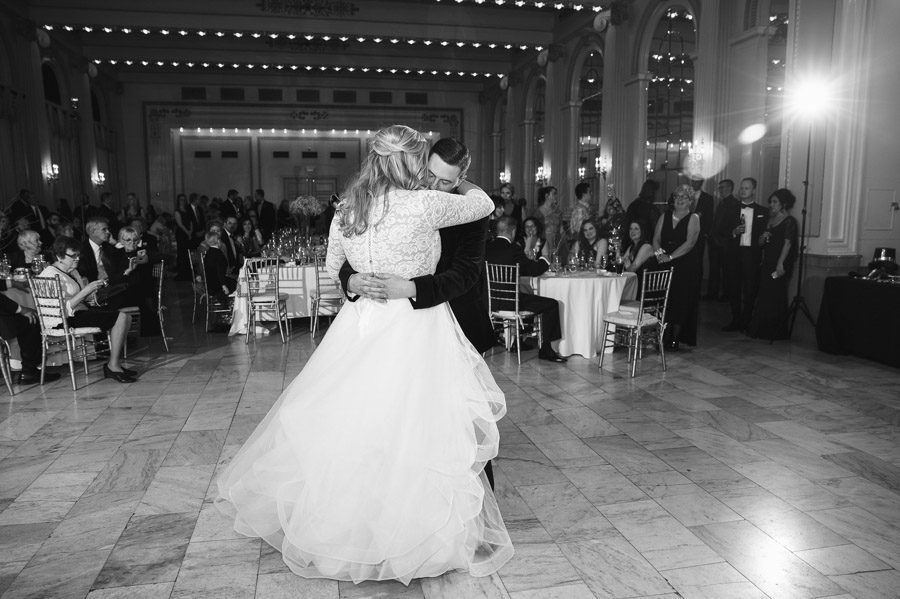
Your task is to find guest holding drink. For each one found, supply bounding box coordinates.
[236,217,263,258]
[519,217,546,260]
[653,185,701,350]
[747,188,798,339]
[571,218,608,269]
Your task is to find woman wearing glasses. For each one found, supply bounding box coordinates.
[39,236,137,383]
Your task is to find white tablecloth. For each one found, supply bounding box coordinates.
[533,271,638,358]
[229,264,331,335]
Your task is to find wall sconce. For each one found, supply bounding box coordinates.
[92,171,106,187]
[645,158,654,174]
[577,166,586,180]
[499,169,510,184]
[44,163,60,183]
[535,166,546,185]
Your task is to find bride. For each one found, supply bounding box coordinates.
[216,125,514,584]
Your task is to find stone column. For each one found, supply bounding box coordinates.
[623,72,652,203]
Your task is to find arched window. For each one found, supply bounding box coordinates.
[645,7,696,180]
[531,78,545,186]
[42,63,62,105]
[578,49,603,186]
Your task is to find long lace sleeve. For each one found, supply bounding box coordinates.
[421,188,494,230]
[325,216,347,284]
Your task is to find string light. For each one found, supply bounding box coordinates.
[41,23,546,51]
[101,58,503,78]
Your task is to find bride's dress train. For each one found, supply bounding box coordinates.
[216,291,513,584]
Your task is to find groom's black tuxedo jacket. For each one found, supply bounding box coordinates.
[338,215,496,353]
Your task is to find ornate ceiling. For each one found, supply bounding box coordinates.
[29,0,607,84]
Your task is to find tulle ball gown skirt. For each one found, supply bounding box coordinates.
[215,298,514,584]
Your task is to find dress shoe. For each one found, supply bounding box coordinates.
[103,364,136,383]
[721,322,743,332]
[666,340,680,351]
[16,370,62,385]
[538,348,567,363]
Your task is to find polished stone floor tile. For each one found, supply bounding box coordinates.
[691,520,845,599]
[795,544,892,576]
[2,293,900,598]
[516,482,615,541]
[558,537,675,597]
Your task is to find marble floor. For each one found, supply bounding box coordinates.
[1,288,899,599]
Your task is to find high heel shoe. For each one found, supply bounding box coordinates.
[104,364,136,383]
[119,366,138,377]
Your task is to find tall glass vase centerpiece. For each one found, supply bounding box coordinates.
[289,195,324,242]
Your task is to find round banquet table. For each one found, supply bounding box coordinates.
[532,270,638,358]
[229,263,332,335]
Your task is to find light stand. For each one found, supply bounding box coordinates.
[785,124,816,337]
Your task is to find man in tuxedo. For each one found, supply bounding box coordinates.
[220,189,244,221]
[690,176,715,288]
[8,189,53,246]
[485,216,567,363]
[221,216,242,274]
[707,179,738,300]
[338,137,497,486]
[0,287,61,385]
[722,177,768,331]
[253,188,277,242]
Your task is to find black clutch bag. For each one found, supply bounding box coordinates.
[93,282,129,306]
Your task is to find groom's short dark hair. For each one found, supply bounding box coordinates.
[430,138,471,180]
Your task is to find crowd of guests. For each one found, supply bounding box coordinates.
[488,175,799,351]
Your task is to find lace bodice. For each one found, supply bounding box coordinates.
[326,188,493,281]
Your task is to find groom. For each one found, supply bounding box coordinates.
[338,137,496,488]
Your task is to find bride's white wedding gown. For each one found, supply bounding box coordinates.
[216,187,514,584]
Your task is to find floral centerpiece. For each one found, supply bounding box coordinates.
[289,195,325,239]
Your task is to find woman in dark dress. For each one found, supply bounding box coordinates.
[622,218,655,294]
[653,184,701,350]
[174,194,194,281]
[748,188,798,339]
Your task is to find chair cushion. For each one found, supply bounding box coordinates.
[492,310,536,319]
[44,327,104,337]
[604,311,659,327]
[119,306,140,314]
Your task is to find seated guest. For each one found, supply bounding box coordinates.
[622,219,656,293]
[0,282,61,385]
[8,230,49,270]
[518,217,546,260]
[237,217,263,258]
[197,221,224,256]
[202,231,236,298]
[40,237,137,383]
[570,218,609,268]
[485,216,567,363]
[128,217,160,258]
[78,218,114,283]
[109,227,160,336]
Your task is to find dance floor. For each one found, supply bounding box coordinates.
[1,287,899,599]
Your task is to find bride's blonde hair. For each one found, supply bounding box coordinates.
[338,125,429,236]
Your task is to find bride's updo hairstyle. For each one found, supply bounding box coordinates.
[338,125,428,236]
